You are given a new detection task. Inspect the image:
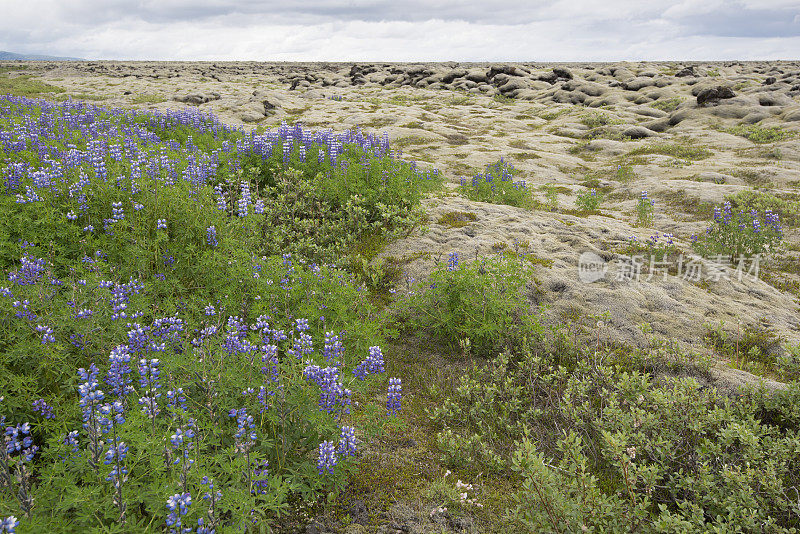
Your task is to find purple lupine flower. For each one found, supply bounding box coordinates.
[64,430,80,453]
[304,364,351,415]
[103,439,129,484]
[317,440,337,475]
[5,423,35,458]
[261,344,279,383]
[323,331,344,363]
[353,346,385,380]
[206,225,218,247]
[387,377,402,415]
[106,345,133,398]
[156,219,167,230]
[166,388,188,412]
[204,304,216,316]
[199,477,222,533]
[98,401,126,435]
[237,181,250,217]
[252,460,270,494]
[229,408,256,454]
[170,419,196,466]
[32,398,55,419]
[338,426,357,457]
[289,333,313,359]
[35,324,55,343]
[0,516,18,533]
[447,252,459,272]
[166,493,192,532]
[8,254,46,286]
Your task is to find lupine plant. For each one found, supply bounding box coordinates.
[574,188,602,211]
[691,200,783,261]
[635,191,655,226]
[0,95,422,530]
[458,158,533,209]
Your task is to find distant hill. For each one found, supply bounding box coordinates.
[0,50,84,61]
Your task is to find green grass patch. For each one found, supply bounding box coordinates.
[627,142,713,160]
[725,124,794,144]
[437,211,477,228]
[0,73,63,97]
[649,96,683,112]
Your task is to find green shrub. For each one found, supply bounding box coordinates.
[398,252,537,357]
[458,159,534,209]
[649,97,683,113]
[574,188,602,211]
[434,341,800,532]
[727,189,800,227]
[691,201,783,261]
[627,143,712,161]
[635,191,655,226]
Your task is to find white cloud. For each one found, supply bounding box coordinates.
[0,0,797,60]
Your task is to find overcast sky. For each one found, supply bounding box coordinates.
[2,0,799,61]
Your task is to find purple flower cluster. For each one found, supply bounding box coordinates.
[0,516,18,533]
[447,252,459,272]
[229,408,256,454]
[353,346,385,380]
[338,426,357,457]
[323,331,344,363]
[387,378,402,415]
[317,440,337,475]
[7,254,46,286]
[32,398,55,419]
[166,492,192,533]
[304,364,352,415]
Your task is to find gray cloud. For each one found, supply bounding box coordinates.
[1,0,798,60]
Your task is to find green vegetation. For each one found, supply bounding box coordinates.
[635,191,655,226]
[437,210,477,228]
[580,110,619,129]
[726,124,794,144]
[432,317,800,532]
[398,252,538,357]
[627,143,713,161]
[575,188,602,211]
[132,94,168,104]
[458,159,535,209]
[726,189,800,227]
[649,96,683,112]
[0,72,63,97]
[704,322,796,381]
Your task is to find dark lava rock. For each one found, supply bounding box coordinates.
[173,92,220,105]
[764,76,777,85]
[696,85,735,106]
[675,66,696,77]
[623,125,659,139]
[552,67,573,80]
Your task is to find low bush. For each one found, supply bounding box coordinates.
[574,188,602,211]
[691,200,783,261]
[397,252,537,357]
[434,337,800,532]
[458,159,534,209]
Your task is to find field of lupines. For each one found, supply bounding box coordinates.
[0,95,441,532]
[2,89,800,534]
